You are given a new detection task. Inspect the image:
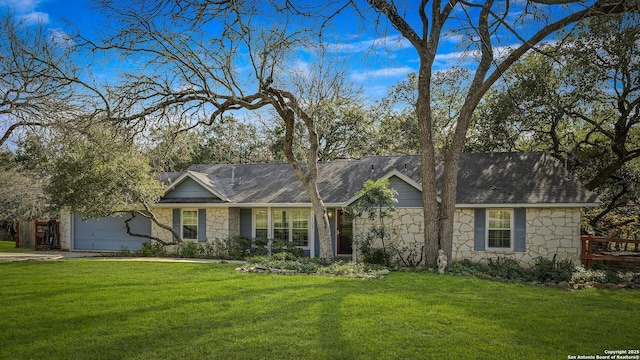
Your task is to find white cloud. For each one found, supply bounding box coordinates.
[22,11,49,25]
[1,0,50,26]
[0,0,45,13]
[289,60,310,76]
[433,45,520,69]
[325,35,412,54]
[49,28,75,47]
[350,66,413,82]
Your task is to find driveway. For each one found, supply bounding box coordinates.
[0,251,103,263]
[0,251,245,264]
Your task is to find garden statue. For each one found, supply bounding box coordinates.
[437,249,447,274]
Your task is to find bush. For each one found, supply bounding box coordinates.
[225,236,254,259]
[199,239,226,259]
[487,257,533,282]
[447,259,491,276]
[176,241,201,258]
[354,234,391,266]
[531,256,574,283]
[244,257,388,277]
[270,239,305,258]
[141,242,167,257]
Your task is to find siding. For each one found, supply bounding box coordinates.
[389,175,422,207]
[164,178,219,199]
[239,208,252,238]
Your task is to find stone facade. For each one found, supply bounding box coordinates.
[58,210,72,250]
[150,207,234,242]
[452,207,581,266]
[228,208,240,237]
[151,208,174,243]
[355,207,582,266]
[205,208,230,240]
[353,208,424,261]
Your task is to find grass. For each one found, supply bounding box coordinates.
[0,261,638,360]
[0,240,33,252]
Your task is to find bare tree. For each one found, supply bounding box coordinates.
[0,13,106,146]
[87,0,345,260]
[360,0,638,264]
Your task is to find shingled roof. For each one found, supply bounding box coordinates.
[161,152,598,206]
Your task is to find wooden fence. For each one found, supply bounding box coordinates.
[581,235,640,268]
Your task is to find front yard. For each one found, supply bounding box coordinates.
[0,260,638,359]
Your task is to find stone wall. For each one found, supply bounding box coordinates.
[228,208,240,237]
[206,208,230,240]
[452,208,582,266]
[353,208,424,261]
[151,208,174,243]
[58,210,72,250]
[354,207,582,267]
[150,207,233,242]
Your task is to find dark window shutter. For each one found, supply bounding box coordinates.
[173,209,181,239]
[514,208,527,252]
[198,209,206,242]
[474,209,486,251]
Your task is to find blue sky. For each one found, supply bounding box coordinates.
[0,0,557,102]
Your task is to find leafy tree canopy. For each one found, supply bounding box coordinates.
[47,126,165,219]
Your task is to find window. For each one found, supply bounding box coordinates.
[273,210,289,241]
[487,210,511,248]
[253,208,310,247]
[182,210,198,240]
[291,210,309,247]
[255,210,268,239]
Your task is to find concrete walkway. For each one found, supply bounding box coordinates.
[0,251,245,264]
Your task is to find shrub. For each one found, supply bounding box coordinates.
[244,257,387,277]
[390,242,424,268]
[225,236,253,259]
[532,256,574,283]
[200,239,227,259]
[141,242,167,257]
[271,252,300,261]
[447,259,491,276]
[354,234,391,266]
[487,257,533,282]
[176,241,201,258]
[571,266,608,283]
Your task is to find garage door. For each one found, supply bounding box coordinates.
[73,213,151,251]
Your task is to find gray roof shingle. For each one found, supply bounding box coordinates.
[163,152,597,206]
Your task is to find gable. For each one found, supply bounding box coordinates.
[164,177,221,200]
[389,175,422,207]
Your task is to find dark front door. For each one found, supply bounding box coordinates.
[336,210,353,255]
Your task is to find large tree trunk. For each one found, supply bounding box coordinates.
[308,186,333,260]
[267,87,334,261]
[416,61,440,266]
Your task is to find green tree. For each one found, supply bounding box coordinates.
[194,117,274,165]
[47,125,181,244]
[372,68,471,155]
[469,14,640,235]
[346,178,398,265]
[362,0,635,264]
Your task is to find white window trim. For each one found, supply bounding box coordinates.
[485,209,514,250]
[252,207,311,249]
[181,209,199,241]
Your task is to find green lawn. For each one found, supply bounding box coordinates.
[0,240,32,252]
[0,261,637,360]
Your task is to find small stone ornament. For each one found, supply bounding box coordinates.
[437,249,448,274]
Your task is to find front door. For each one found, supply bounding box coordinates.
[336,210,353,255]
